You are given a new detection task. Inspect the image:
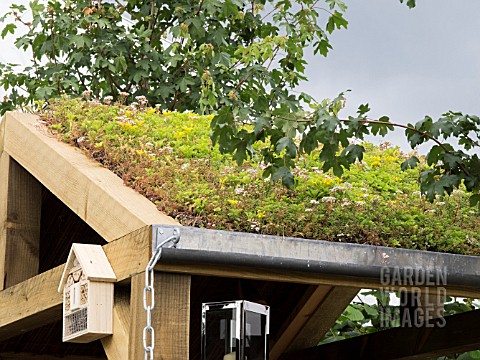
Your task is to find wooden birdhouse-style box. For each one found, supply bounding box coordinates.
[58,243,116,343]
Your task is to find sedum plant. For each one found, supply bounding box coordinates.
[2,0,480,208]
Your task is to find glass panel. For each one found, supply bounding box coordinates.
[204,308,239,360]
[244,311,267,360]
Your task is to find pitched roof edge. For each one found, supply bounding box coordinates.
[3,112,179,242]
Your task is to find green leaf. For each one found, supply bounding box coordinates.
[405,126,427,148]
[341,144,365,164]
[114,55,127,73]
[232,142,248,166]
[272,166,294,188]
[363,304,379,317]
[178,76,195,92]
[326,11,348,34]
[314,39,332,57]
[29,0,45,16]
[276,137,297,158]
[1,24,16,39]
[357,103,370,116]
[425,145,444,166]
[222,0,238,17]
[399,0,416,8]
[443,153,462,168]
[469,194,480,207]
[345,305,364,321]
[325,0,348,11]
[401,156,419,171]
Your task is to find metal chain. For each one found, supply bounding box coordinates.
[143,228,180,360]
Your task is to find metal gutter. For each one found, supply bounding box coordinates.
[152,225,480,291]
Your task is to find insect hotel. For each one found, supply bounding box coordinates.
[0,112,480,359]
[58,243,116,342]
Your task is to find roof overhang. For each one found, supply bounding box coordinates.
[153,225,480,298]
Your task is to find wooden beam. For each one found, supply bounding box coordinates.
[0,153,8,290]
[0,115,5,156]
[102,287,130,360]
[280,286,358,356]
[0,225,151,342]
[0,353,103,360]
[3,112,179,242]
[129,272,191,360]
[129,273,147,360]
[155,262,480,299]
[270,285,332,359]
[0,155,42,289]
[279,309,480,360]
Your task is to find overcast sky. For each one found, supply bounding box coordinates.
[299,0,480,150]
[1,0,479,150]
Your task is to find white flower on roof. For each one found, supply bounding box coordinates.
[355,201,365,206]
[330,186,345,193]
[103,96,113,105]
[425,209,436,214]
[321,196,336,204]
[310,200,320,205]
[235,187,244,195]
[436,202,446,206]
[305,208,313,212]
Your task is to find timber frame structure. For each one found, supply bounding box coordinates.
[0,111,480,359]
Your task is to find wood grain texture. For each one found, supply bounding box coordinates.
[0,153,8,290]
[153,272,191,359]
[128,274,147,360]
[154,262,480,299]
[0,353,104,360]
[58,244,116,293]
[3,112,179,242]
[102,287,130,360]
[279,309,480,360]
[270,285,333,359]
[0,155,42,289]
[286,286,359,352]
[0,116,5,157]
[0,226,151,342]
[129,272,191,360]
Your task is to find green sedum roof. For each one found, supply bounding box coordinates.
[40,97,480,255]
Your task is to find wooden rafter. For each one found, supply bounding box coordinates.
[2,112,179,243]
[279,309,480,360]
[270,285,358,359]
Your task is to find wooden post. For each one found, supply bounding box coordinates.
[0,155,42,289]
[102,287,130,360]
[129,272,191,360]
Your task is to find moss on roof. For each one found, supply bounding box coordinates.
[40,97,480,255]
